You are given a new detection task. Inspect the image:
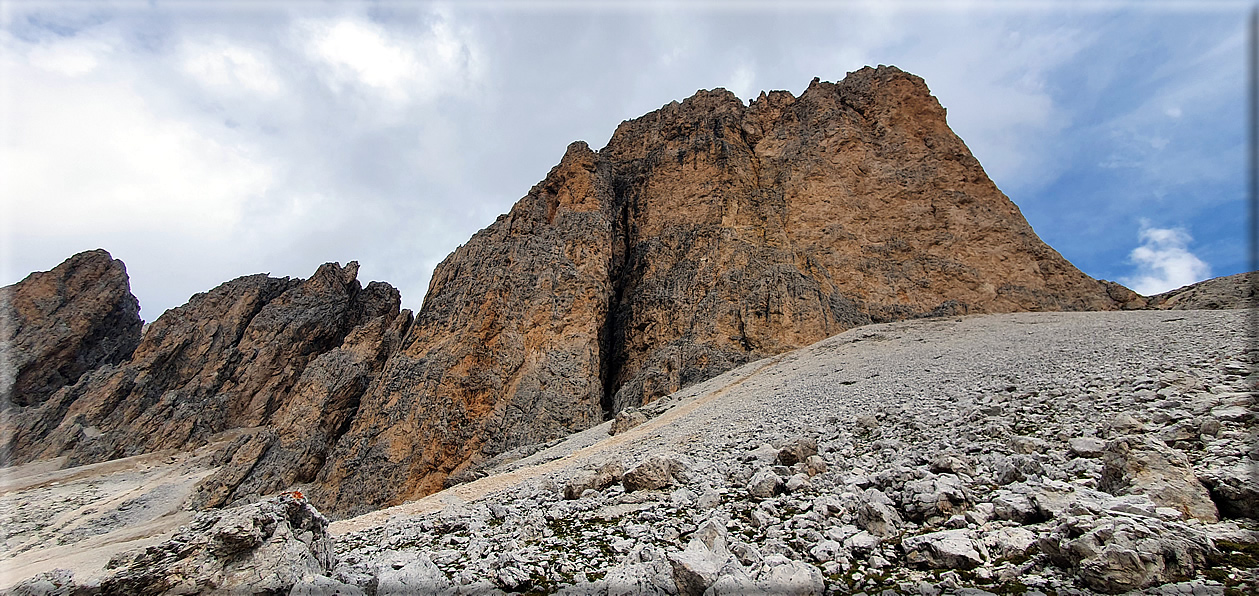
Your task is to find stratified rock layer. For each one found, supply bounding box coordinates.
[316,66,1127,515]
[0,250,141,410]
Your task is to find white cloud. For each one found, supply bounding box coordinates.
[181,40,282,98]
[2,41,271,237]
[1,25,282,315]
[1119,222,1211,295]
[306,19,416,99]
[298,15,482,107]
[27,38,106,76]
[0,4,1243,319]
[1,6,492,316]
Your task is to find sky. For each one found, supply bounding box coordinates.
[0,0,1250,320]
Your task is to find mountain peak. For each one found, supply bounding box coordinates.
[4,69,1133,517]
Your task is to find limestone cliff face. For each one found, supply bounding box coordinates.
[315,144,615,511]
[604,68,1123,407]
[0,249,141,409]
[315,66,1128,515]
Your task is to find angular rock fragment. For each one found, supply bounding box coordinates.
[1100,436,1219,522]
[1209,405,1251,422]
[99,494,335,595]
[990,488,1042,524]
[746,469,784,498]
[902,529,986,569]
[611,409,649,435]
[564,460,625,500]
[1039,514,1217,594]
[995,454,1045,485]
[1198,461,1259,519]
[1068,437,1107,459]
[290,574,367,596]
[844,530,880,556]
[705,566,759,596]
[667,539,727,596]
[623,455,677,492]
[755,555,824,595]
[856,501,903,537]
[605,563,666,596]
[929,453,973,476]
[900,473,971,521]
[809,539,846,563]
[776,437,818,466]
[983,527,1039,560]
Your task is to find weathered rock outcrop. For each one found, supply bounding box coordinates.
[315,145,616,511]
[2,260,409,509]
[1147,270,1256,310]
[315,66,1130,514]
[0,249,141,409]
[98,493,346,595]
[1099,435,1219,522]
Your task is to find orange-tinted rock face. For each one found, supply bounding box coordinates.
[3,67,1133,516]
[313,142,616,512]
[314,67,1128,516]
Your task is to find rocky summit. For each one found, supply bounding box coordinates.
[318,65,1140,515]
[1,66,1254,595]
[0,249,141,412]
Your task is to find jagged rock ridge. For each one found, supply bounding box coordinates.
[3,310,1254,595]
[2,259,412,510]
[4,66,1139,517]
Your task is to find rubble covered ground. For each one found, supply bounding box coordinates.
[4,309,1256,595]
